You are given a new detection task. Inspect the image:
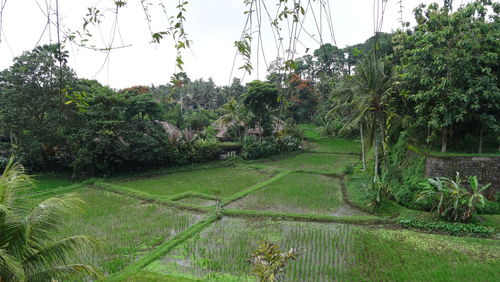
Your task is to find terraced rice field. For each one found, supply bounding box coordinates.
[226,172,348,215]
[20,138,499,281]
[21,188,204,275]
[144,218,356,281]
[259,152,359,173]
[114,167,274,198]
[145,218,500,281]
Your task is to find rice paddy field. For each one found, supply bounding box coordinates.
[226,172,350,215]
[20,137,500,281]
[259,152,359,173]
[144,218,500,281]
[19,188,204,275]
[114,166,274,198]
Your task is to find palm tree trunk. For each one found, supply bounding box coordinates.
[360,123,366,171]
[373,130,379,182]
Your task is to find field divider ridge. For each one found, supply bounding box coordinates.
[170,191,219,201]
[94,182,212,213]
[302,150,362,156]
[222,209,390,225]
[23,178,98,199]
[221,170,293,207]
[104,215,219,281]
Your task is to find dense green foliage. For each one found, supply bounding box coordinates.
[241,135,302,160]
[393,1,500,152]
[417,174,490,222]
[383,134,428,210]
[398,217,495,237]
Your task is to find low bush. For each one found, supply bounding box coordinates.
[398,218,495,237]
[241,135,302,160]
[417,174,491,222]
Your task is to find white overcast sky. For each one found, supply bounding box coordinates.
[0,0,472,89]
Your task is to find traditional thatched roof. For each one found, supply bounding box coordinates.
[156,120,182,137]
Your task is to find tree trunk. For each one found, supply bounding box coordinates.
[478,122,483,154]
[441,128,448,153]
[360,123,367,171]
[379,118,386,156]
[373,131,379,182]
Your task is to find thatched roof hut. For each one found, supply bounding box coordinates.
[156,120,182,137]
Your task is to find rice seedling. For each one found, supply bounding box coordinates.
[114,167,274,199]
[259,153,359,172]
[144,218,356,281]
[38,188,205,275]
[226,173,348,215]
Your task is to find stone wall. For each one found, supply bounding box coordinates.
[425,156,500,198]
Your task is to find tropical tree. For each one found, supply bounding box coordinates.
[216,98,245,139]
[394,1,500,152]
[0,44,76,170]
[243,81,279,137]
[0,158,99,281]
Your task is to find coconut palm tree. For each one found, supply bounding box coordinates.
[0,158,100,281]
[217,98,245,139]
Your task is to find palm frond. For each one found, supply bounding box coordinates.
[27,195,85,243]
[23,235,100,276]
[27,263,101,281]
[0,248,25,281]
[0,157,33,207]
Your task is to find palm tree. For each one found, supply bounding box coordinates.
[0,158,100,281]
[348,54,392,180]
[217,98,245,139]
[329,54,393,203]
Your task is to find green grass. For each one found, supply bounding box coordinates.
[479,214,500,231]
[114,167,274,199]
[259,152,359,172]
[25,188,204,275]
[346,227,500,281]
[306,139,361,154]
[27,172,74,192]
[226,173,346,214]
[344,171,375,213]
[299,123,321,140]
[427,151,500,157]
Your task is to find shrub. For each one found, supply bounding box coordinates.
[275,135,302,152]
[193,138,221,162]
[417,174,491,222]
[241,136,277,160]
[383,133,429,210]
[249,241,300,282]
[241,135,302,160]
[398,218,494,237]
